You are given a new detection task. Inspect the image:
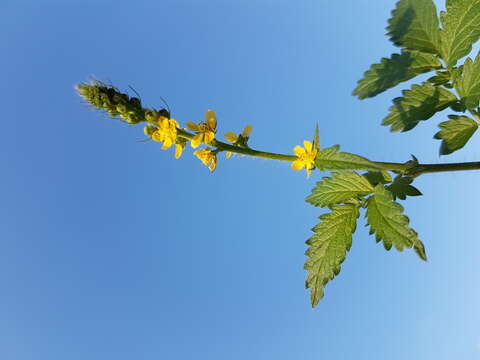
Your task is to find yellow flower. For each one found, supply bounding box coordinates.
[151,116,179,150]
[186,110,217,148]
[194,148,217,172]
[291,140,317,178]
[224,125,253,158]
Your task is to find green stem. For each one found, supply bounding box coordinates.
[177,130,480,177]
[177,129,296,161]
[407,161,480,177]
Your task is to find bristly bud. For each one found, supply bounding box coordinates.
[144,124,157,136]
[76,81,147,125]
[144,109,159,123]
[158,108,171,119]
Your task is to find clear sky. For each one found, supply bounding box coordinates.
[1,0,479,359]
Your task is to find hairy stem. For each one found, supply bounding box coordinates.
[407,162,480,177]
[177,129,297,161]
[179,130,480,177]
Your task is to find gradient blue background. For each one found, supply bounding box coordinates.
[1,0,479,359]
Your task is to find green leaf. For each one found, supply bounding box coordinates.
[315,145,381,171]
[386,175,422,200]
[439,0,480,67]
[427,71,451,86]
[434,114,478,155]
[306,171,374,207]
[454,53,480,110]
[382,82,458,132]
[366,185,426,260]
[353,51,441,99]
[414,239,428,262]
[305,205,359,307]
[449,101,467,112]
[387,0,441,54]
[363,171,393,186]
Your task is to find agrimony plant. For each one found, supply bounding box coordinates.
[77,0,480,307]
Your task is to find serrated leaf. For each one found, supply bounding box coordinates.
[382,82,458,132]
[386,175,422,200]
[315,145,381,171]
[306,171,374,207]
[434,114,478,154]
[387,0,441,54]
[305,204,359,307]
[454,53,480,110]
[363,171,393,186]
[366,185,426,260]
[439,0,480,67]
[427,71,451,85]
[353,51,441,99]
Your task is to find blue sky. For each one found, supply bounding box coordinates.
[1,0,479,359]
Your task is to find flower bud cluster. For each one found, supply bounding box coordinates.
[76,81,169,125]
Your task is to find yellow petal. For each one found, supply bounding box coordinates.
[226,151,232,158]
[151,131,163,142]
[191,134,202,148]
[158,117,169,128]
[203,131,215,144]
[303,140,313,152]
[200,156,210,166]
[242,125,253,137]
[157,116,168,125]
[162,138,173,149]
[293,145,306,157]
[208,157,217,172]
[206,110,217,130]
[175,144,183,159]
[186,122,199,131]
[170,118,179,128]
[224,131,238,143]
[291,160,304,171]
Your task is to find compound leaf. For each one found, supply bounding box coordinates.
[382,82,457,132]
[315,145,381,171]
[366,185,426,260]
[387,0,441,54]
[439,0,480,67]
[363,171,393,186]
[434,114,478,154]
[305,204,359,307]
[454,53,480,110]
[353,51,441,99]
[306,171,374,207]
[386,175,422,200]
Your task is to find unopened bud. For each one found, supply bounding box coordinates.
[144,125,157,136]
[145,109,159,123]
